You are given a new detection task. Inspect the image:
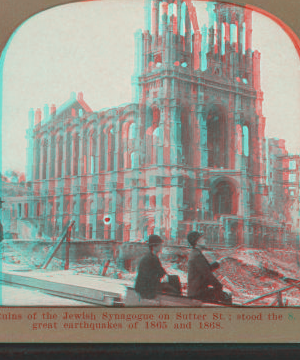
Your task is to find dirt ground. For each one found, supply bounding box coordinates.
[3,240,300,306]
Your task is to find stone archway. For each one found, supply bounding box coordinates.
[211,178,238,218]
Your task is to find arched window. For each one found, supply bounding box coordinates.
[168,2,177,33]
[180,2,187,36]
[88,224,93,239]
[243,125,249,157]
[221,23,225,55]
[131,152,136,169]
[24,203,28,218]
[36,202,40,217]
[230,23,237,44]
[242,23,246,54]
[35,139,41,180]
[107,127,115,171]
[96,222,104,240]
[50,135,56,178]
[143,225,148,240]
[42,139,48,180]
[82,130,88,175]
[145,107,160,165]
[109,194,113,213]
[100,127,106,171]
[207,106,228,168]
[129,123,136,139]
[120,122,129,169]
[56,136,63,178]
[65,132,72,176]
[158,2,165,35]
[89,131,97,174]
[18,203,22,218]
[181,107,192,165]
[146,126,153,164]
[236,124,242,155]
[72,133,79,176]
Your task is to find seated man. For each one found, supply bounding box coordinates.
[187,231,231,305]
[135,235,180,299]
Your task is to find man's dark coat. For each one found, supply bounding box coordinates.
[187,247,221,299]
[135,251,166,299]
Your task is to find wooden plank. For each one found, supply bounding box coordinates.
[1,270,226,307]
[124,288,224,307]
[0,271,121,306]
[242,279,300,305]
[40,221,74,269]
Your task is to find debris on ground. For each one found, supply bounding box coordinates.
[3,239,300,305]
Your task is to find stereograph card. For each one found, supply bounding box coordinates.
[0,0,300,344]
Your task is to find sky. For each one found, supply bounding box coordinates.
[1,0,300,173]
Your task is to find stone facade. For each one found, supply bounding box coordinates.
[5,0,287,247]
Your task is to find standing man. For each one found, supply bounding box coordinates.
[187,231,231,304]
[135,234,179,299]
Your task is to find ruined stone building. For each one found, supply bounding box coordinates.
[279,153,300,231]
[5,0,287,247]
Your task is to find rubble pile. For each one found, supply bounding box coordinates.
[3,239,300,305]
[212,248,300,305]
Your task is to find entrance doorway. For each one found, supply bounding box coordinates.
[212,180,237,218]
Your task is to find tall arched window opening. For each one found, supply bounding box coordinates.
[236,124,242,155]
[82,130,88,175]
[56,136,63,178]
[131,152,136,169]
[243,125,249,157]
[180,2,186,36]
[129,122,136,140]
[119,122,127,169]
[221,23,225,55]
[18,203,22,218]
[107,127,115,171]
[65,132,72,176]
[230,23,237,44]
[181,107,192,165]
[72,133,79,176]
[168,2,177,33]
[207,106,228,168]
[90,132,97,174]
[100,129,106,171]
[34,139,41,180]
[24,203,28,218]
[145,107,160,165]
[50,135,56,178]
[42,139,48,180]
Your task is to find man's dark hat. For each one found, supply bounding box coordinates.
[148,234,163,246]
[187,231,204,247]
